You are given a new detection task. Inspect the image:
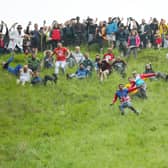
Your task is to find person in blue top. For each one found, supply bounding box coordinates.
[2,55,22,75]
[110,83,139,115]
[66,63,88,79]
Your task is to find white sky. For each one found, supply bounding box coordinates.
[0,0,167,28]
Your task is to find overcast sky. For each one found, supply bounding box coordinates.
[0,0,167,27]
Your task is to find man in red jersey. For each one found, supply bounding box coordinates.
[52,42,70,75]
[103,47,115,63]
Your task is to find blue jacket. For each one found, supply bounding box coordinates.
[76,68,88,77]
[106,22,118,34]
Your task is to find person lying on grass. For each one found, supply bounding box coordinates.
[2,54,22,76]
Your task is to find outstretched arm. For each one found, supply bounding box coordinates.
[9,22,18,31]
[140,73,156,79]
[111,94,118,105]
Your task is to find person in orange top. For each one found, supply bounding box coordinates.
[52,42,70,75]
[125,77,138,96]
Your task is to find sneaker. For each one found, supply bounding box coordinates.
[135,110,141,115]
[66,73,70,80]
[22,82,25,86]
[16,79,20,84]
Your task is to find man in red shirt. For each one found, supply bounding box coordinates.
[103,48,115,63]
[53,42,70,75]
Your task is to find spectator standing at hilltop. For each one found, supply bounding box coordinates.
[7,24,23,53]
[50,23,61,50]
[127,30,140,58]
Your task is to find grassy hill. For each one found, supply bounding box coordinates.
[0,48,168,168]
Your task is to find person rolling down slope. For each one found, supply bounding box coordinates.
[110,83,139,115]
[132,71,157,99]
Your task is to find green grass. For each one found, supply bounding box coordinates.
[0,48,168,168]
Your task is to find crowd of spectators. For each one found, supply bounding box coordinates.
[0,16,168,56]
[1,16,168,86]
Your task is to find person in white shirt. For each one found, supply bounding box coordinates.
[8,24,23,52]
[17,65,32,85]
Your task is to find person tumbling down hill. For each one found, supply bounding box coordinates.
[111,56,127,78]
[143,63,168,81]
[131,71,157,99]
[2,55,22,75]
[110,83,140,115]
[125,77,139,98]
[97,58,112,82]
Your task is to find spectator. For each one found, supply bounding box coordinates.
[163,33,168,48]
[27,52,41,72]
[159,19,168,47]
[7,24,23,53]
[28,23,40,54]
[86,17,97,46]
[154,29,162,49]
[139,19,151,48]
[72,16,85,45]
[88,21,106,53]
[127,30,140,58]
[116,24,128,56]
[106,17,118,47]
[69,46,84,65]
[111,56,127,78]
[94,54,101,72]
[63,20,75,46]
[43,50,54,68]
[0,32,5,55]
[51,23,61,50]
[150,18,159,46]
[82,52,94,75]
[66,63,88,79]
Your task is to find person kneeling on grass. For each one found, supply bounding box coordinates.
[66,63,88,79]
[110,83,139,115]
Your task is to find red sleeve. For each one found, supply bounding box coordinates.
[128,87,138,93]
[53,48,57,54]
[130,81,136,88]
[63,47,68,52]
[112,94,118,104]
[140,73,156,79]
